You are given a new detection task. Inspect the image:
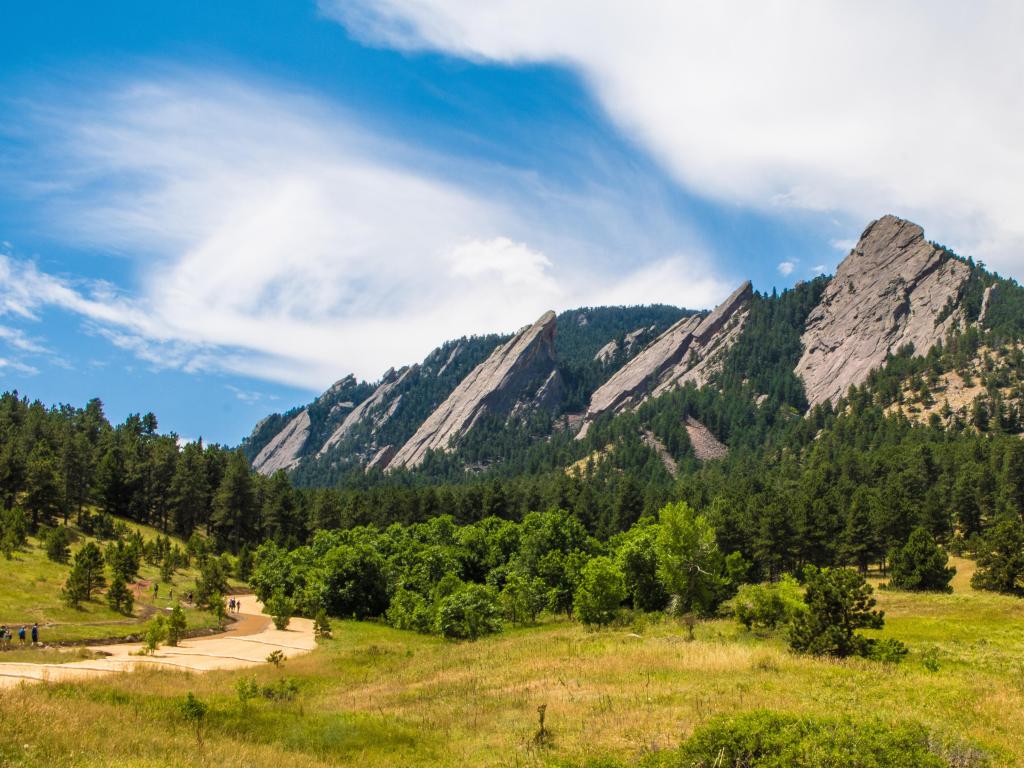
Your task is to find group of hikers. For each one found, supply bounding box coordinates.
[0,623,38,648]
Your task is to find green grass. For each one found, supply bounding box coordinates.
[0,524,223,644]
[2,560,1024,767]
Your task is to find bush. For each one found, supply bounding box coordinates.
[143,615,167,654]
[573,556,626,627]
[313,609,332,640]
[888,527,955,592]
[266,590,294,631]
[386,589,436,634]
[42,525,72,564]
[867,637,909,664]
[789,566,883,658]
[436,584,502,640]
[651,710,980,768]
[731,574,805,632]
[167,604,187,646]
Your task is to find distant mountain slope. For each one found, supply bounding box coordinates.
[248,214,1019,488]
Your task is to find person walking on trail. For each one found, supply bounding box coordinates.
[18,626,26,645]
[31,623,38,645]
[229,597,235,613]
[153,583,159,598]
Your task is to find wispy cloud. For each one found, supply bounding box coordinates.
[777,261,796,276]
[5,71,732,389]
[324,0,1024,273]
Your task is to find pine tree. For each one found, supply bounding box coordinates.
[888,527,956,592]
[63,542,107,607]
[106,572,135,615]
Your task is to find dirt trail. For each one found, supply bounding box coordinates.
[0,597,315,688]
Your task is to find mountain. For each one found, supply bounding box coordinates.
[246,214,1014,486]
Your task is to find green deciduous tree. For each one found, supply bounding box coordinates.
[573,555,626,626]
[655,501,726,616]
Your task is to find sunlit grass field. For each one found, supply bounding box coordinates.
[0,521,226,643]
[2,555,1023,767]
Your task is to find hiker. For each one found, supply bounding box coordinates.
[18,626,26,645]
[0,625,8,649]
[228,597,235,613]
[31,623,38,645]
[153,582,159,598]
[235,599,242,613]
[169,589,174,602]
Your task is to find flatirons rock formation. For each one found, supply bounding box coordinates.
[252,409,311,475]
[578,281,752,436]
[795,215,970,406]
[386,310,561,470]
[317,366,414,458]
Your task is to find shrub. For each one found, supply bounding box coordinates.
[731,574,805,632]
[386,589,436,634]
[789,566,883,658]
[573,556,626,627]
[0,507,28,558]
[179,692,208,746]
[652,710,978,768]
[868,637,909,664]
[436,584,502,640]
[266,590,294,631]
[167,604,187,646]
[143,615,167,654]
[42,525,72,564]
[313,609,332,640]
[888,527,955,592]
[498,573,547,625]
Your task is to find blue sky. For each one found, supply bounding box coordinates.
[1,2,1021,444]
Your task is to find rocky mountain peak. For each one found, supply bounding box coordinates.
[795,214,970,406]
[386,310,561,470]
[578,281,753,436]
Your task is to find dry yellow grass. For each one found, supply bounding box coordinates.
[3,568,1024,767]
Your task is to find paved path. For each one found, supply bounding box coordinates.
[0,598,315,688]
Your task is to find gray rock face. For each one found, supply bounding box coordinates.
[317,366,415,457]
[979,284,998,327]
[795,215,970,406]
[685,417,728,461]
[387,310,560,469]
[252,409,311,475]
[578,282,752,436]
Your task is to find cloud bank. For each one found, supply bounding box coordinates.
[323,0,1024,271]
[4,73,731,389]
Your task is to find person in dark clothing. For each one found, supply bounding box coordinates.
[18,626,26,644]
[31,623,38,644]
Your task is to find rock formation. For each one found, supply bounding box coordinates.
[578,282,752,436]
[317,366,415,457]
[387,310,561,469]
[252,409,311,475]
[685,417,729,461]
[795,215,970,406]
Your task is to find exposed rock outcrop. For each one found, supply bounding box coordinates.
[979,284,998,327]
[685,417,728,461]
[366,444,397,472]
[252,409,311,475]
[317,366,415,457]
[795,215,970,406]
[594,325,657,364]
[578,282,752,436]
[387,310,561,469]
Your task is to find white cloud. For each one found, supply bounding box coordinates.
[0,357,39,375]
[777,261,796,276]
[0,325,50,354]
[811,264,826,275]
[8,73,731,389]
[324,0,1024,273]
[830,239,856,253]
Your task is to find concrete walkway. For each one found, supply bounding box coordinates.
[0,598,315,688]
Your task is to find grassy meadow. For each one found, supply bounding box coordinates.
[2,554,1023,767]
[0,521,225,644]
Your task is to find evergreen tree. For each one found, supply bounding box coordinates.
[210,450,258,553]
[971,516,1024,594]
[789,566,884,658]
[63,542,107,607]
[887,527,955,592]
[106,572,135,615]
